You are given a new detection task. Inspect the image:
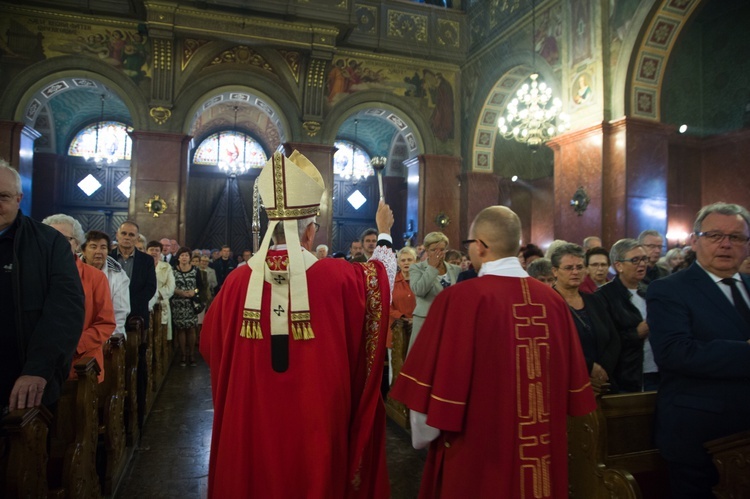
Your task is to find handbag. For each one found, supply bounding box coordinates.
[191,295,206,314]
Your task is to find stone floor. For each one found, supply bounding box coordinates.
[115,353,426,498]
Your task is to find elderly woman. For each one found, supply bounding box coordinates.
[550,243,620,392]
[172,247,203,367]
[580,247,611,293]
[659,247,684,273]
[596,239,655,392]
[390,247,418,342]
[408,232,461,352]
[527,257,555,286]
[146,240,176,342]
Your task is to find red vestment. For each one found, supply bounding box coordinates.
[200,251,391,498]
[390,276,596,498]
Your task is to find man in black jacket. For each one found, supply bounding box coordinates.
[210,245,235,295]
[0,162,84,412]
[111,220,156,330]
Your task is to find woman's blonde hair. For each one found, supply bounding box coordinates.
[398,246,418,259]
[422,231,449,249]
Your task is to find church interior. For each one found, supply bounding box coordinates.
[1,0,749,497]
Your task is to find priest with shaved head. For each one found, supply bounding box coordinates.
[391,205,596,498]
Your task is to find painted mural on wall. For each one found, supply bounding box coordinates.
[326,57,456,142]
[572,73,593,106]
[534,5,563,67]
[0,15,151,84]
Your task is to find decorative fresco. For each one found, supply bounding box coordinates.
[0,15,151,84]
[326,57,456,142]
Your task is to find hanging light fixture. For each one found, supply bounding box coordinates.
[217,105,250,177]
[497,0,569,150]
[84,94,118,167]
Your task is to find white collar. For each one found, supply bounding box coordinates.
[477,256,529,278]
[696,261,743,283]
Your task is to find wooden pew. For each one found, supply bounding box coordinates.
[124,317,142,446]
[141,313,154,419]
[0,406,52,498]
[47,358,101,499]
[385,319,412,429]
[150,304,165,392]
[97,333,127,495]
[568,391,669,499]
[706,430,750,498]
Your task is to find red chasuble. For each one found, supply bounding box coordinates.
[200,250,391,498]
[390,275,596,499]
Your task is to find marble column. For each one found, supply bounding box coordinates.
[282,142,336,250]
[604,118,670,245]
[547,124,604,247]
[459,171,499,242]
[129,130,191,243]
[414,154,461,248]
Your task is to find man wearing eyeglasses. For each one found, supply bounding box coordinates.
[647,202,750,499]
[638,230,670,284]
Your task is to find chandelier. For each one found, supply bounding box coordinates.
[339,118,374,182]
[217,106,251,177]
[496,0,569,150]
[84,94,118,167]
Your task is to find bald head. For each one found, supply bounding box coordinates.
[471,206,522,258]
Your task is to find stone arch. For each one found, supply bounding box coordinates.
[172,69,300,142]
[624,0,704,121]
[0,55,149,131]
[321,90,435,156]
[176,40,302,109]
[469,52,561,173]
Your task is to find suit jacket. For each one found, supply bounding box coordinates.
[578,292,621,377]
[596,275,647,392]
[647,263,750,466]
[111,247,157,331]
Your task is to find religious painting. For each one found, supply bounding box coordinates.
[534,5,563,67]
[326,57,456,142]
[571,0,592,65]
[0,15,151,84]
[572,73,593,105]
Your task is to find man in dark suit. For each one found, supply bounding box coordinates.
[647,202,750,498]
[111,220,157,330]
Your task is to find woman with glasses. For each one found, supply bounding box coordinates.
[580,247,611,293]
[550,244,620,393]
[596,239,655,392]
[408,232,461,353]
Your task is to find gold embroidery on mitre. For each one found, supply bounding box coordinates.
[240,309,263,339]
[290,311,314,340]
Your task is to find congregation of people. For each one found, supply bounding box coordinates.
[3,151,750,498]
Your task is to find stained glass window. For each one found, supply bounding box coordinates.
[333,141,374,179]
[193,131,267,169]
[69,121,132,161]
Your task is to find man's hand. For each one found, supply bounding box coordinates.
[375,200,394,234]
[9,375,46,411]
[636,320,650,339]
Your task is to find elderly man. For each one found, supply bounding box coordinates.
[391,205,595,498]
[648,202,750,498]
[0,162,84,411]
[201,150,396,498]
[81,229,131,339]
[111,220,156,330]
[639,230,669,284]
[582,235,602,250]
[43,214,115,383]
[159,238,173,264]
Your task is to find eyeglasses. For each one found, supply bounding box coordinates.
[558,264,584,272]
[313,223,320,233]
[587,263,609,268]
[696,231,750,245]
[462,239,488,249]
[617,256,649,265]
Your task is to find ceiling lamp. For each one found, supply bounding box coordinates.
[84,94,118,167]
[497,0,569,150]
[217,106,251,177]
